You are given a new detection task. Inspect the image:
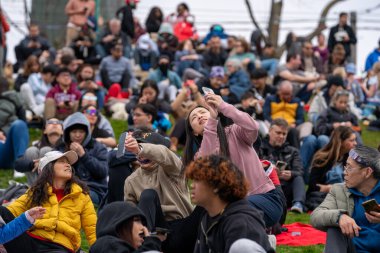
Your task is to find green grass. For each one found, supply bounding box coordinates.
[0,120,378,252]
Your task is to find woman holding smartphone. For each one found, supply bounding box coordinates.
[183,93,283,227]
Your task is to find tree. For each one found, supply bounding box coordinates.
[245,0,346,58]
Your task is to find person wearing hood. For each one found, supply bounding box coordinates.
[157,22,179,62]
[311,145,380,253]
[186,155,274,253]
[60,112,108,206]
[90,201,164,253]
[134,33,159,71]
[258,118,306,214]
[147,55,181,102]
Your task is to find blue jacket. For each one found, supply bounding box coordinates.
[365,49,380,72]
[227,69,251,102]
[349,181,380,253]
[0,213,32,244]
[60,112,108,201]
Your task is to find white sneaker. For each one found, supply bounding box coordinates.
[13,171,25,178]
[268,234,277,250]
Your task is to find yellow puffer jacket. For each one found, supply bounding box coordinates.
[7,183,97,251]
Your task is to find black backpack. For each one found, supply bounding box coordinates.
[0,182,28,205]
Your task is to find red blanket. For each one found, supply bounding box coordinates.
[276,222,326,246]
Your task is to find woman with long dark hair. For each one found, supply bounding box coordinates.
[306,126,357,210]
[183,93,283,227]
[1,150,96,253]
[145,6,163,34]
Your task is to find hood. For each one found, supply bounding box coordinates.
[221,199,264,224]
[96,202,146,238]
[158,22,173,35]
[63,112,91,146]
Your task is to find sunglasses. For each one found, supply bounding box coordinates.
[83,95,97,101]
[85,109,98,116]
[46,120,62,125]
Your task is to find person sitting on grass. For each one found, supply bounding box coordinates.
[186,155,274,253]
[311,145,380,253]
[90,201,165,253]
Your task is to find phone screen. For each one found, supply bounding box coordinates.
[202,87,215,95]
[116,132,128,158]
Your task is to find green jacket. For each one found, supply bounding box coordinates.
[310,183,354,231]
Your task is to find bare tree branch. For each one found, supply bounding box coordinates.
[305,0,346,41]
[277,0,346,57]
[244,0,269,44]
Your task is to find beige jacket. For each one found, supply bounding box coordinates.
[310,183,354,231]
[124,143,194,221]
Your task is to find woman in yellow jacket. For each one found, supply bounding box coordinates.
[0,150,97,253]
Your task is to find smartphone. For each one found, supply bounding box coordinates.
[202,87,215,95]
[154,227,170,235]
[116,132,128,158]
[275,161,287,172]
[362,199,380,213]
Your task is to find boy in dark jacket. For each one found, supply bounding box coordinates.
[186,155,274,253]
[90,201,163,253]
[59,112,108,206]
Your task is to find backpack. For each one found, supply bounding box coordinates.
[0,182,28,205]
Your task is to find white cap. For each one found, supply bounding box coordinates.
[38,151,78,174]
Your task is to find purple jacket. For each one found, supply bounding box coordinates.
[196,102,275,195]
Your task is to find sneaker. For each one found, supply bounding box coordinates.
[13,171,25,178]
[291,202,304,214]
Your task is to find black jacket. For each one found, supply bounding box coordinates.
[116,5,134,39]
[90,202,161,253]
[259,137,304,178]
[327,24,357,57]
[315,107,358,136]
[194,199,273,253]
[59,112,108,200]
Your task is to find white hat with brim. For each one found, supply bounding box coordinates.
[38,151,78,174]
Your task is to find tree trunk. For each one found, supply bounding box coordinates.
[268,0,283,48]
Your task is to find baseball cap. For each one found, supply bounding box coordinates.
[345,63,356,74]
[38,151,78,174]
[209,66,225,78]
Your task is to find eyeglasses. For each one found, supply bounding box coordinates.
[85,109,98,116]
[83,95,97,101]
[46,120,62,125]
[343,164,365,173]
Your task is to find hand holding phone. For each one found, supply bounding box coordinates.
[362,199,380,213]
[202,87,214,96]
[116,132,128,158]
[275,161,287,173]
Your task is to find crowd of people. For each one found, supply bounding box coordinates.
[0,0,380,252]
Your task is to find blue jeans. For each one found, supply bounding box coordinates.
[247,188,284,228]
[260,58,279,76]
[0,120,29,169]
[300,135,329,183]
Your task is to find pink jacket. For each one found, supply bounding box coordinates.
[196,102,275,195]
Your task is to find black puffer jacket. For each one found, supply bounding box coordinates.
[194,199,274,253]
[90,202,161,253]
[315,107,358,136]
[259,137,304,178]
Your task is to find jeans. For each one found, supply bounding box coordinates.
[247,188,284,228]
[281,175,306,207]
[300,135,329,183]
[0,120,29,169]
[260,58,279,77]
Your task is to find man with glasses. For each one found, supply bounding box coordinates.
[311,145,380,253]
[299,41,324,76]
[44,68,81,120]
